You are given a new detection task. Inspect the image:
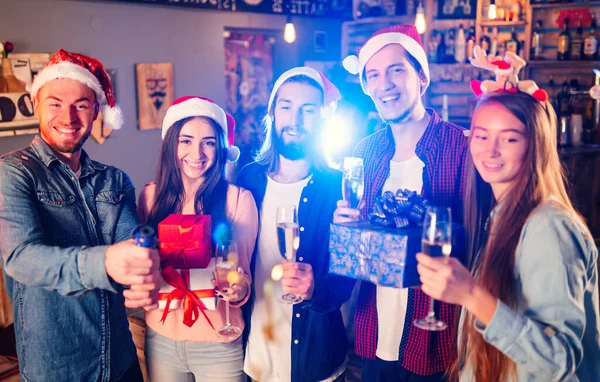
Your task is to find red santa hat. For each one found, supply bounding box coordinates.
[30,49,123,130]
[268,66,341,118]
[162,96,240,163]
[342,24,430,95]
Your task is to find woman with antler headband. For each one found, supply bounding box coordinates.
[416,51,600,381]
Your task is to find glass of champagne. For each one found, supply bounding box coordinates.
[413,206,452,331]
[215,241,242,338]
[342,157,364,210]
[276,205,303,304]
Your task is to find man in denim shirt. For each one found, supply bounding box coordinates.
[0,50,160,382]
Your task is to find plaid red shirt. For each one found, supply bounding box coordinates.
[353,109,469,375]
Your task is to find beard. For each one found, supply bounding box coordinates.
[44,124,91,154]
[274,127,312,161]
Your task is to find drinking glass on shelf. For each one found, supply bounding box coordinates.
[276,205,302,304]
[342,157,364,210]
[215,241,242,338]
[413,206,452,331]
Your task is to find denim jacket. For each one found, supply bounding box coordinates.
[459,202,600,381]
[0,136,139,382]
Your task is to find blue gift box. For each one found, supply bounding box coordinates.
[328,221,465,288]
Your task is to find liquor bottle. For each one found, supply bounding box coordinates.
[497,39,506,58]
[557,79,570,118]
[442,94,449,121]
[584,15,598,60]
[505,28,520,55]
[480,26,491,53]
[446,29,456,63]
[490,27,499,56]
[467,24,477,60]
[571,21,584,60]
[511,0,521,22]
[531,20,544,59]
[428,31,439,63]
[437,32,447,64]
[557,18,571,60]
[455,24,466,63]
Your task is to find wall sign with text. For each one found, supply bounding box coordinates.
[0,92,38,133]
[95,0,352,18]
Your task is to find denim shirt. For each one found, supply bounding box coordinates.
[459,202,600,381]
[237,162,355,382]
[0,136,139,382]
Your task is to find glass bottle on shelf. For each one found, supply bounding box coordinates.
[428,31,439,64]
[490,27,499,57]
[446,29,456,64]
[437,32,447,64]
[467,24,477,60]
[505,28,520,55]
[557,18,571,61]
[584,15,598,61]
[480,26,491,53]
[571,21,584,60]
[455,24,466,64]
[511,0,521,22]
[531,20,544,60]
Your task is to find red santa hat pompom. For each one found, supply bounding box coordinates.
[268,67,341,119]
[162,96,240,163]
[30,49,123,130]
[343,24,430,95]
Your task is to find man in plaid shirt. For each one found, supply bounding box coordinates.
[335,25,469,381]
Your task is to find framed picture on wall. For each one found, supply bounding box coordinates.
[135,63,174,131]
[437,0,476,19]
[0,53,51,137]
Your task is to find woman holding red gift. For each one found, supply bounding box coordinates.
[136,96,258,382]
[417,90,600,380]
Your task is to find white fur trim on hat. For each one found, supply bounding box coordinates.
[162,98,228,140]
[268,67,326,114]
[346,32,430,95]
[30,61,124,130]
[31,62,105,103]
[227,145,240,162]
[342,55,360,75]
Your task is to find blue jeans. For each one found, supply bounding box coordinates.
[145,327,245,382]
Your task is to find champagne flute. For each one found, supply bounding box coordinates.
[276,205,303,304]
[342,157,364,210]
[413,206,452,331]
[215,241,242,338]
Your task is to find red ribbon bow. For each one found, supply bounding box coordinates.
[159,266,215,329]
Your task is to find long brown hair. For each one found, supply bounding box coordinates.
[146,116,230,242]
[254,75,328,173]
[452,92,586,381]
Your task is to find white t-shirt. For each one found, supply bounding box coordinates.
[376,156,425,361]
[244,175,310,381]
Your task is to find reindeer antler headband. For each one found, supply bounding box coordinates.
[469,46,549,103]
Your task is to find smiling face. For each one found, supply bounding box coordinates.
[364,44,426,124]
[176,117,218,183]
[35,78,99,156]
[470,102,529,201]
[272,80,323,160]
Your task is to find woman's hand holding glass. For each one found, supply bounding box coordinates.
[213,268,249,304]
[416,254,476,306]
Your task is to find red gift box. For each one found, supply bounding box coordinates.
[158,214,212,269]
